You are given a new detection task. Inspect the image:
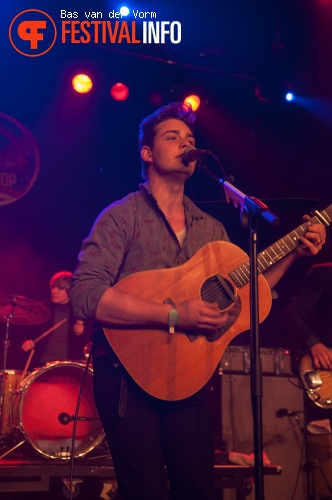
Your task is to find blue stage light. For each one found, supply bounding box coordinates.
[285,92,295,102]
[120,6,130,16]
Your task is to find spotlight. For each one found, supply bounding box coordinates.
[72,74,93,93]
[110,82,129,101]
[119,6,130,16]
[183,95,201,111]
[285,92,295,102]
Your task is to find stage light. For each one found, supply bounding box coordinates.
[110,82,129,101]
[72,74,93,93]
[119,6,130,16]
[183,95,201,111]
[285,92,295,102]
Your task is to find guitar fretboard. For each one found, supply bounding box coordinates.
[229,205,332,289]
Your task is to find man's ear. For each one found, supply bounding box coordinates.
[141,146,152,162]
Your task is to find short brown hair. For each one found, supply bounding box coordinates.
[138,102,196,180]
[50,271,73,290]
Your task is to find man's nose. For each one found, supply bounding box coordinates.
[180,138,193,149]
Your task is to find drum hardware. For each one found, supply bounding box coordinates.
[0,370,27,436]
[83,342,92,359]
[0,294,52,326]
[58,412,100,425]
[0,325,104,462]
[0,294,52,435]
[0,311,105,464]
[9,361,105,460]
[0,438,25,460]
[0,296,19,438]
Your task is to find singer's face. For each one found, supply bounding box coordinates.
[143,119,196,178]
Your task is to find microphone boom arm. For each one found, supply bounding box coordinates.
[198,161,280,226]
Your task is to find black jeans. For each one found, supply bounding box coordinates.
[93,354,215,500]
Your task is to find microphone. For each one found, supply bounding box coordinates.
[182,146,212,166]
[58,412,100,425]
[275,408,304,418]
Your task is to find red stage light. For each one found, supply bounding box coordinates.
[110,83,129,101]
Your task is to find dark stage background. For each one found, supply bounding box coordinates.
[1,0,332,368]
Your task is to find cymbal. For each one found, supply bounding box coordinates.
[0,294,51,325]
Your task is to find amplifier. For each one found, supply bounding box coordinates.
[220,374,306,500]
[219,345,293,376]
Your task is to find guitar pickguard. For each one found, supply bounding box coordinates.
[299,350,332,409]
[206,296,242,342]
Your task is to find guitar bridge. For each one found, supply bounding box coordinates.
[305,371,322,390]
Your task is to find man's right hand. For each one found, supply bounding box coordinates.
[176,299,229,334]
[310,343,332,371]
[22,340,35,352]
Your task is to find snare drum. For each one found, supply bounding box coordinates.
[0,370,24,435]
[10,361,104,459]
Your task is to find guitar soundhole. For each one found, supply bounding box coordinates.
[201,275,236,310]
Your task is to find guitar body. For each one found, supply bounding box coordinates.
[104,240,272,400]
[298,351,332,409]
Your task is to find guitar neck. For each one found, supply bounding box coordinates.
[229,204,332,289]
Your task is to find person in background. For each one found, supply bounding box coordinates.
[70,102,326,500]
[282,261,332,427]
[22,271,90,368]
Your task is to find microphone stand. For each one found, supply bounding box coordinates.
[197,159,280,500]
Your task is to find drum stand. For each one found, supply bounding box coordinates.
[0,300,25,459]
[0,294,53,459]
[0,297,24,460]
[0,439,25,460]
[0,301,16,438]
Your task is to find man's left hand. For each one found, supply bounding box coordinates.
[296,215,326,257]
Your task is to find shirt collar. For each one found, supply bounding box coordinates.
[139,182,204,221]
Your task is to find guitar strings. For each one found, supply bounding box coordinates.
[201,210,331,306]
[201,279,234,305]
[199,217,323,306]
[201,285,228,303]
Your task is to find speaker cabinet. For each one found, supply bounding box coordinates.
[308,434,332,497]
[221,374,307,500]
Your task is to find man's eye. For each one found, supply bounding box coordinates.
[167,136,176,140]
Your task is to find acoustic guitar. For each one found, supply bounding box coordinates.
[104,205,331,401]
[298,350,332,409]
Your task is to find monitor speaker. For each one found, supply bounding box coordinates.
[220,373,307,500]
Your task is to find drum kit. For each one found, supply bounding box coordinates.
[0,294,105,460]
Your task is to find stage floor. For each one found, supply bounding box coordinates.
[0,452,281,499]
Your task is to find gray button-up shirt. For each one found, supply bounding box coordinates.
[70,183,230,320]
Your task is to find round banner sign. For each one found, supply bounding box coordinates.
[0,112,40,206]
